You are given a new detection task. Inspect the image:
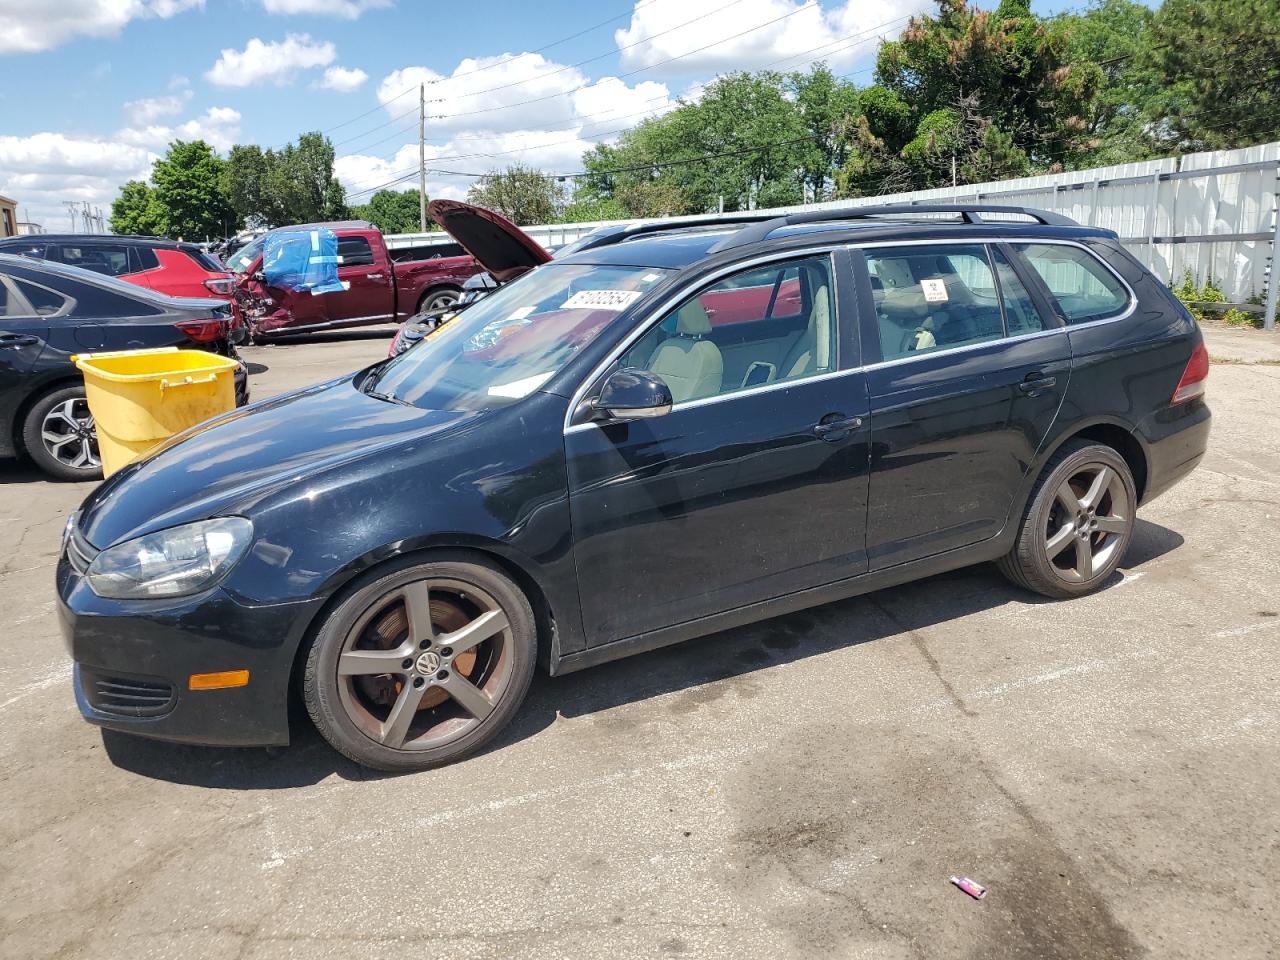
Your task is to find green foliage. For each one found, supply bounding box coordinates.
[1172,271,1234,322]
[109,180,165,236]
[1145,0,1280,150]
[222,132,348,229]
[1220,308,1259,328]
[467,164,561,225]
[559,196,629,223]
[150,141,237,240]
[352,189,424,234]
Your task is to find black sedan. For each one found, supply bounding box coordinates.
[0,253,247,481]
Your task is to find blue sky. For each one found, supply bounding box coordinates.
[0,0,1088,231]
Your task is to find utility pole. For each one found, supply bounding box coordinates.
[64,201,79,233]
[419,83,428,234]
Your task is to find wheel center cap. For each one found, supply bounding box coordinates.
[416,651,441,674]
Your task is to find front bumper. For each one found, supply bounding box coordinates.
[57,546,321,747]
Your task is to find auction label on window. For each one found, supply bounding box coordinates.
[921,278,948,302]
[561,289,643,311]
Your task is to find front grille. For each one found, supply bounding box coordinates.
[83,670,175,718]
[66,529,98,575]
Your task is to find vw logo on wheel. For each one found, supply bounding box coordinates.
[415,651,441,675]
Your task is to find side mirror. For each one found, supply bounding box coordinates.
[592,368,673,421]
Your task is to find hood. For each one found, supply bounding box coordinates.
[428,200,551,283]
[78,376,474,548]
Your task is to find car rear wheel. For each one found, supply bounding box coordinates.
[21,386,103,482]
[303,555,537,771]
[997,441,1137,599]
[420,288,461,313]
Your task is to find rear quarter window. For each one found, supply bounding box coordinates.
[1015,243,1130,324]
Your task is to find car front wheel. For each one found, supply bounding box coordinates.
[303,554,537,771]
[998,440,1137,599]
[21,386,103,482]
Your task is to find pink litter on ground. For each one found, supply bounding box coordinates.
[950,875,987,900]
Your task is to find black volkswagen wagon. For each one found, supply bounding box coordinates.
[56,205,1210,771]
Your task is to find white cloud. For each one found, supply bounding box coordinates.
[124,89,193,125]
[0,132,157,228]
[0,0,204,55]
[205,33,335,87]
[260,0,389,17]
[118,106,242,151]
[614,0,914,74]
[378,53,673,136]
[320,65,369,92]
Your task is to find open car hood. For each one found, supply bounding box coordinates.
[428,200,551,283]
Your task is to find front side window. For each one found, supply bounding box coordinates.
[1015,243,1129,323]
[868,244,1004,361]
[621,256,835,404]
[367,263,670,411]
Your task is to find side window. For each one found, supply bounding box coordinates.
[4,242,46,260]
[133,247,161,271]
[1015,243,1129,323]
[867,244,1003,361]
[58,244,132,277]
[337,237,376,267]
[621,256,835,404]
[9,277,71,317]
[990,248,1048,336]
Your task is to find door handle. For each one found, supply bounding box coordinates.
[366,273,385,280]
[1017,372,1057,396]
[0,334,39,347]
[813,414,864,440]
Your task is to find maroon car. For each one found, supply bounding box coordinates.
[226,220,484,341]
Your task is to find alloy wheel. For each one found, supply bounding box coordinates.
[425,290,460,311]
[335,577,514,751]
[41,398,100,470]
[1043,463,1129,582]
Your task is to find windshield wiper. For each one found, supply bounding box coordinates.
[366,387,414,407]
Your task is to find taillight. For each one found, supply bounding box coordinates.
[1171,340,1209,405]
[204,277,235,295]
[176,318,229,343]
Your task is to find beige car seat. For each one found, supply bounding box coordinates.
[778,284,833,379]
[646,299,724,402]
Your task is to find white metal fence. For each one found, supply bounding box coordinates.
[386,140,1280,329]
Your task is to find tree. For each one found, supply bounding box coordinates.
[1145,0,1280,150]
[352,189,423,234]
[789,65,860,201]
[221,132,348,228]
[110,180,165,236]
[467,164,561,225]
[559,195,628,223]
[150,140,237,240]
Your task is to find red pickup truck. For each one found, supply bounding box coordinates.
[226,220,483,341]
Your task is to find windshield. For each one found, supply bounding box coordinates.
[368,262,669,411]
[225,239,263,273]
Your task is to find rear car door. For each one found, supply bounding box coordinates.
[856,241,1070,569]
[564,250,872,647]
[325,234,395,325]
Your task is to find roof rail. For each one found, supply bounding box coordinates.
[708,203,1078,253]
[567,213,777,253]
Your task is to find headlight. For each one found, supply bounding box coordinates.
[86,517,253,599]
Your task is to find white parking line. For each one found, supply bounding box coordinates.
[0,661,71,711]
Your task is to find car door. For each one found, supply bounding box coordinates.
[856,241,1070,570]
[0,273,54,444]
[324,234,395,325]
[564,250,872,647]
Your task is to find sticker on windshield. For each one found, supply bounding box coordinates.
[921,278,948,303]
[560,289,642,312]
[487,371,554,399]
[506,305,535,320]
[642,273,662,283]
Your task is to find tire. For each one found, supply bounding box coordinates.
[21,385,103,482]
[303,554,537,772]
[419,287,461,314]
[997,440,1137,599]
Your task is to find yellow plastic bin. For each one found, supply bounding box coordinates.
[73,347,240,477]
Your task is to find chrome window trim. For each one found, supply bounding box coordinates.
[562,245,843,434]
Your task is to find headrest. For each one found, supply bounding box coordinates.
[676,299,712,335]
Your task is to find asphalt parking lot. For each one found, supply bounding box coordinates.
[2,325,1278,960]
